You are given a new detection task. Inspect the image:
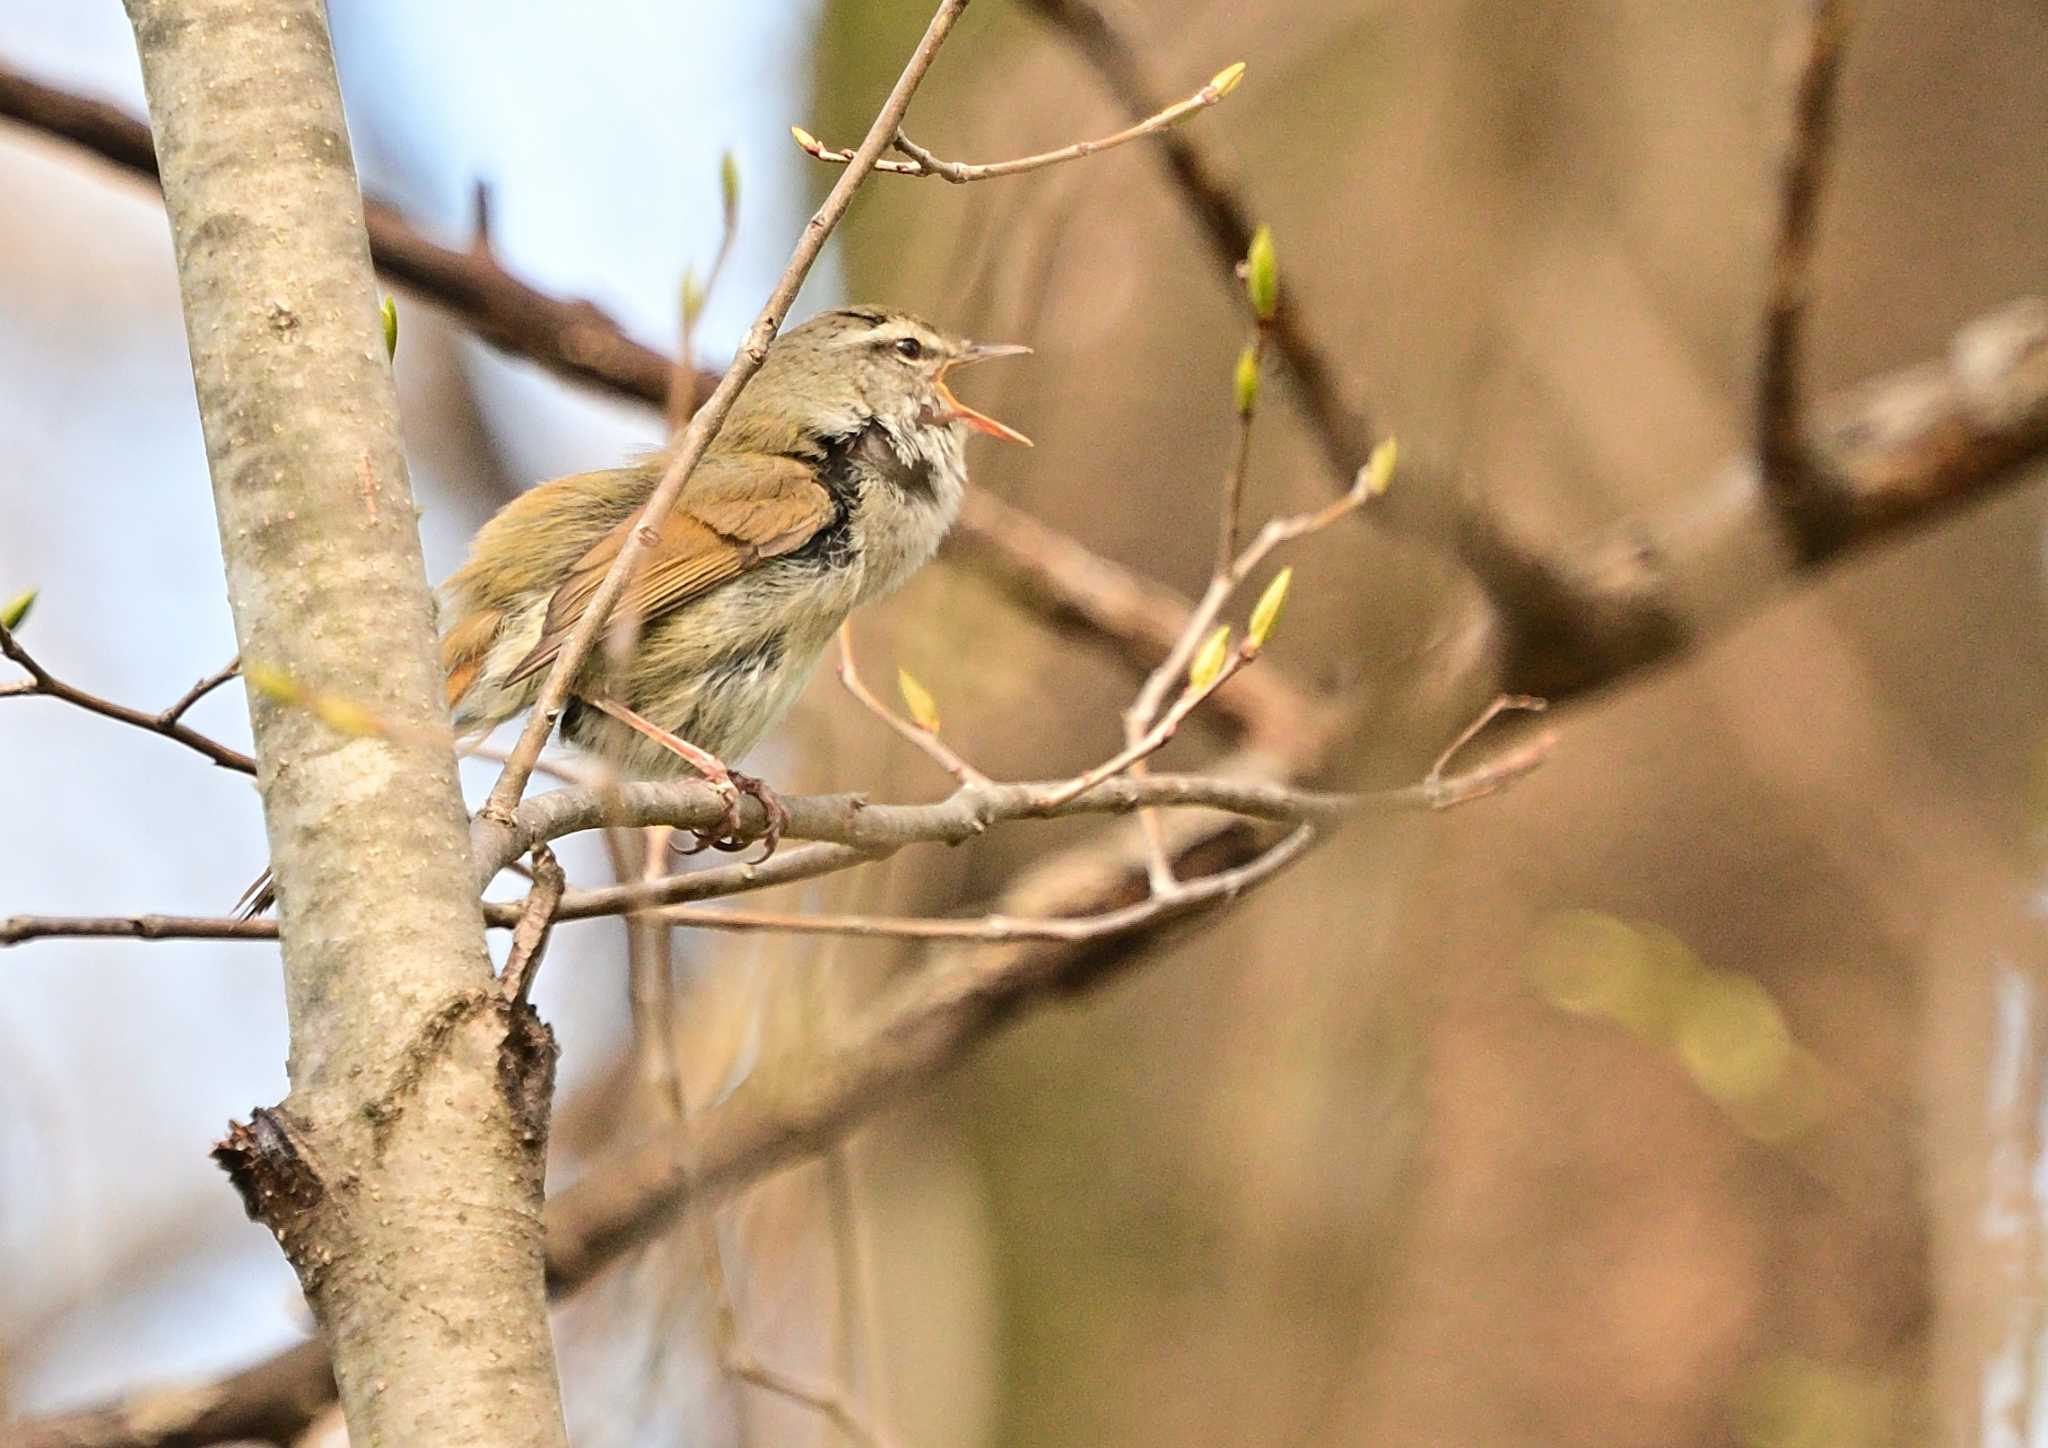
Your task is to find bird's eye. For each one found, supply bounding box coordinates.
[893,337,924,360]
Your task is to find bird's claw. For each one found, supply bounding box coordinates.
[670,771,786,862]
[669,774,743,856]
[725,771,789,863]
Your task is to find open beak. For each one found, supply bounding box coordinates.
[936,341,1033,446]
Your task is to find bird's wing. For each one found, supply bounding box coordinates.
[507,453,836,684]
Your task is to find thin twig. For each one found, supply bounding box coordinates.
[946,490,1320,745]
[1128,452,1387,743]
[793,61,1242,184]
[479,0,974,826]
[595,822,682,1142]
[158,654,240,726]
[0,750,1540,949]
[1757,0,1849,503]
[1217,342,1263,571]
[1019,0,1376,481]
[836,621,989,787]
[662,824,1314,943]
[728,1353,896,1448]
[1058,441,1389,836]
[1039,652,1248,808]
[548,841,890,924]
[0,621,255,773]
[1421,694,1548,805]
[0,913,281,945]
[693,1195,900,1448]
[661,952,892,1448]
[671,160,741,433]
[499,844,566,1004]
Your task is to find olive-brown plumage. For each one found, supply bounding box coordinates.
[239,306,1026,915]
[436,305,1028,781]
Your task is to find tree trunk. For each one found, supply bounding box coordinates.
[124,0,566,1441]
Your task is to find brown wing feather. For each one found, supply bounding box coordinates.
[507,454,834,684]
[440,606,504,710]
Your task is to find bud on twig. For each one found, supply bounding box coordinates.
[720,149,741,229]
[379,295,398,362]
[1247,567,1292,650]
[681,267,708,333]
[1189,625,1232,690]
[1244,225,1278,321]
[1209,61,1247,100]
[1233,344,1260,416]
[1361,436,1398,497]
[2,588,36,632]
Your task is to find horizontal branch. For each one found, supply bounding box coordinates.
[0,714,1542,1447]
[661,823,1313,942]
[792,60,1242,183]
[2,704,1556,952]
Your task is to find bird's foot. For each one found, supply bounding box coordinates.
[670,763,743,856]
[586,697,767,856]
[670,769,787,862]
[720,771,788,863]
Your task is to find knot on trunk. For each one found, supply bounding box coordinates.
[214,1107,326,1277]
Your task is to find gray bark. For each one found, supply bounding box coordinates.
[124,1,566,1442]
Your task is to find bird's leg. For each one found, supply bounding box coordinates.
[586,698,785,858]
[588,697,743,850]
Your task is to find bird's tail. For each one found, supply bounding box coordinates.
[233,869,275,921]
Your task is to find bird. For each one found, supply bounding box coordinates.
[240,305,1029,916]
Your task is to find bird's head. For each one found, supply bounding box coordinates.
[731,306,1032,454]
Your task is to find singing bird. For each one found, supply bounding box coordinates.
[242,306,1028,915]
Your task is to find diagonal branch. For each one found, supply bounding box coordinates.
[477,0,976,821]
[0,62,710,412]
[10,57,2041,713]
